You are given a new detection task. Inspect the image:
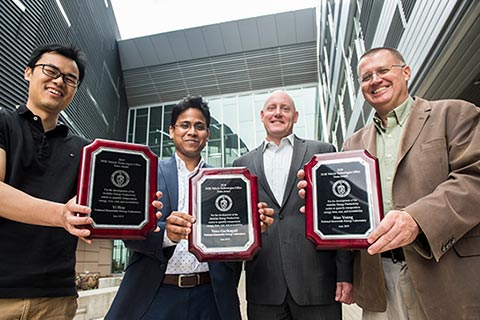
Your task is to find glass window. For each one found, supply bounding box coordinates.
[134,108,148,144]
[207,138,222,167]
[224,133,239,166]
[161,104,175,159]
[222,96,238,133]
[253,91,270,145]
[149,106,162,131]
[238,95,256,149]
[161,140,175,159]
[208,99,223,126]
[238,95,253,122]
[209,121,222,140]
[254,92,269,112]
[112,240,129,274]
[127,109,135,143]
[300,87,318,138]
[163,104,174,131]
[129,86,318,164]
[148,106,163,156]
[239,120,255,151]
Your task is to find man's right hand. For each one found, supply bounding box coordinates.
[62,197,93,243]
[165,211,196,242]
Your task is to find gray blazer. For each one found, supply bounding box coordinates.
[233,135,353,305]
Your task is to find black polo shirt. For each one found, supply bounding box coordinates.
[0,104,89,298]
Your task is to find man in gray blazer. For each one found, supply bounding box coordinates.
[233,91,353,320]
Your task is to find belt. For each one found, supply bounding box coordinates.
[162,272,211,288]
[381,248,405,263]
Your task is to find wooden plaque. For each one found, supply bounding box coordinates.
[77,139,158,239]
[304,150,384,249]
[188,167,261,261]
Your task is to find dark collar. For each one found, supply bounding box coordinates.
[17,104,69,137]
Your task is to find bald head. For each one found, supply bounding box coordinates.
[264,90,296,111]
[261,90,299,145]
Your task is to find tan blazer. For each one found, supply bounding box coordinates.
[343,97,480,319]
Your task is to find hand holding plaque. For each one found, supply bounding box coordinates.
[304,150,384,249]
[188,167,261,261]
[77,139,158,239]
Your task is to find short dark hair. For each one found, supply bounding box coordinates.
[27,43,87,85]
[359,47,406,65]
[170,95,211,128]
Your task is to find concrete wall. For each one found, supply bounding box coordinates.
[76,240,113,276]
[74,276,122,320]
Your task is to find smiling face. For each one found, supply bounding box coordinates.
[24,52,79,118]
[261,91,298,145]
[358,49,411,117]
[169,107,210,164]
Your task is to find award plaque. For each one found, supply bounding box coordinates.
[77,139,158,239]
[188,167,261,262]
[304,150,384,249]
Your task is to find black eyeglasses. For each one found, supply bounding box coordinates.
[173,122,207,131]
[360,64,406,83]
[33,64,80,88]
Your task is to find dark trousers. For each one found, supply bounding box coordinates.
[142,283,221,320]
[247,290,341,320]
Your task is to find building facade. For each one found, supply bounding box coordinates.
[316,0,480,149]
[0,0,128,140]
[114,8,321,271]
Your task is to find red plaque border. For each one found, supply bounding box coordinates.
[188,167,261,261]
[77,139,158,239]
[304,150,384,249]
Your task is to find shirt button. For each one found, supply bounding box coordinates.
[386,154,392,158]
[387,134,392,138]
[33,116,38,121]
[386,177,392,181]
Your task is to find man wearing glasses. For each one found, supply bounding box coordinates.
[0,44,98,318]
[106,96,274,320]
[296,47,479,319]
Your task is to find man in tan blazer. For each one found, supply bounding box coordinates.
[298,47,479,319]
[343,47,479,319]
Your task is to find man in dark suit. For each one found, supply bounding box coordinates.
[106,96,273,320]
[233,91,353,320]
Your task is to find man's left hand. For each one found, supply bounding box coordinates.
[335,282,354,304]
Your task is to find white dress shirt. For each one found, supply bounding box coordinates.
[262,134,294,205]
[164,153,209,274]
